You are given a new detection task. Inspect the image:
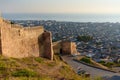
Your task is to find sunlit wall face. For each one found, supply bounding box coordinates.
[0,0,120,14]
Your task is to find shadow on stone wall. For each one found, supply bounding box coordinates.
[38,31,53,60]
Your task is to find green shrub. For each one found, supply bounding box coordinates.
[47,63,56,67]
[94,76,103,80]
[34,57,44,63]
[104,62,114,68]
[77,35,93,42]
[99,61,114,68]
[80,57,92,64]
[12,69,37,77]
[99,61,105,64]
[0,62,6,71]
[0,62,8,76]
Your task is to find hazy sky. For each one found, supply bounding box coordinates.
[0,0,120,14]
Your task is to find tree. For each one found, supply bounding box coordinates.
[76,35,93,42]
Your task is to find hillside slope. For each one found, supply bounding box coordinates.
[0,55,88,80]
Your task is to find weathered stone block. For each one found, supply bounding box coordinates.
[42,31,53,60]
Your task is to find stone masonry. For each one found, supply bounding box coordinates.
[53,40,79,55]
[0,17,53,60]
[61,41,79,55]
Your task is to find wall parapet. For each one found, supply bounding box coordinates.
[24,26,44,30]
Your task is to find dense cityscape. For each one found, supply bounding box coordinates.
[2,0,120,79]
[13,20,120,64]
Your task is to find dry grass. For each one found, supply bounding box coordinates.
[0,55,101,80]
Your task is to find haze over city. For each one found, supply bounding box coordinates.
[0,0,120,14]
[1,0,120,80]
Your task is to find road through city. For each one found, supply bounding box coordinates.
[61,56,120,78]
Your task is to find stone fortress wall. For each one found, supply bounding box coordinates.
[0,17,53,60]
[53,40,79,55]
[0,17,78,60]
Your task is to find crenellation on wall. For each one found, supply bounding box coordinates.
[24,26,43,29]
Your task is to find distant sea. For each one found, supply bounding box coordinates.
[2,13,120,22]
